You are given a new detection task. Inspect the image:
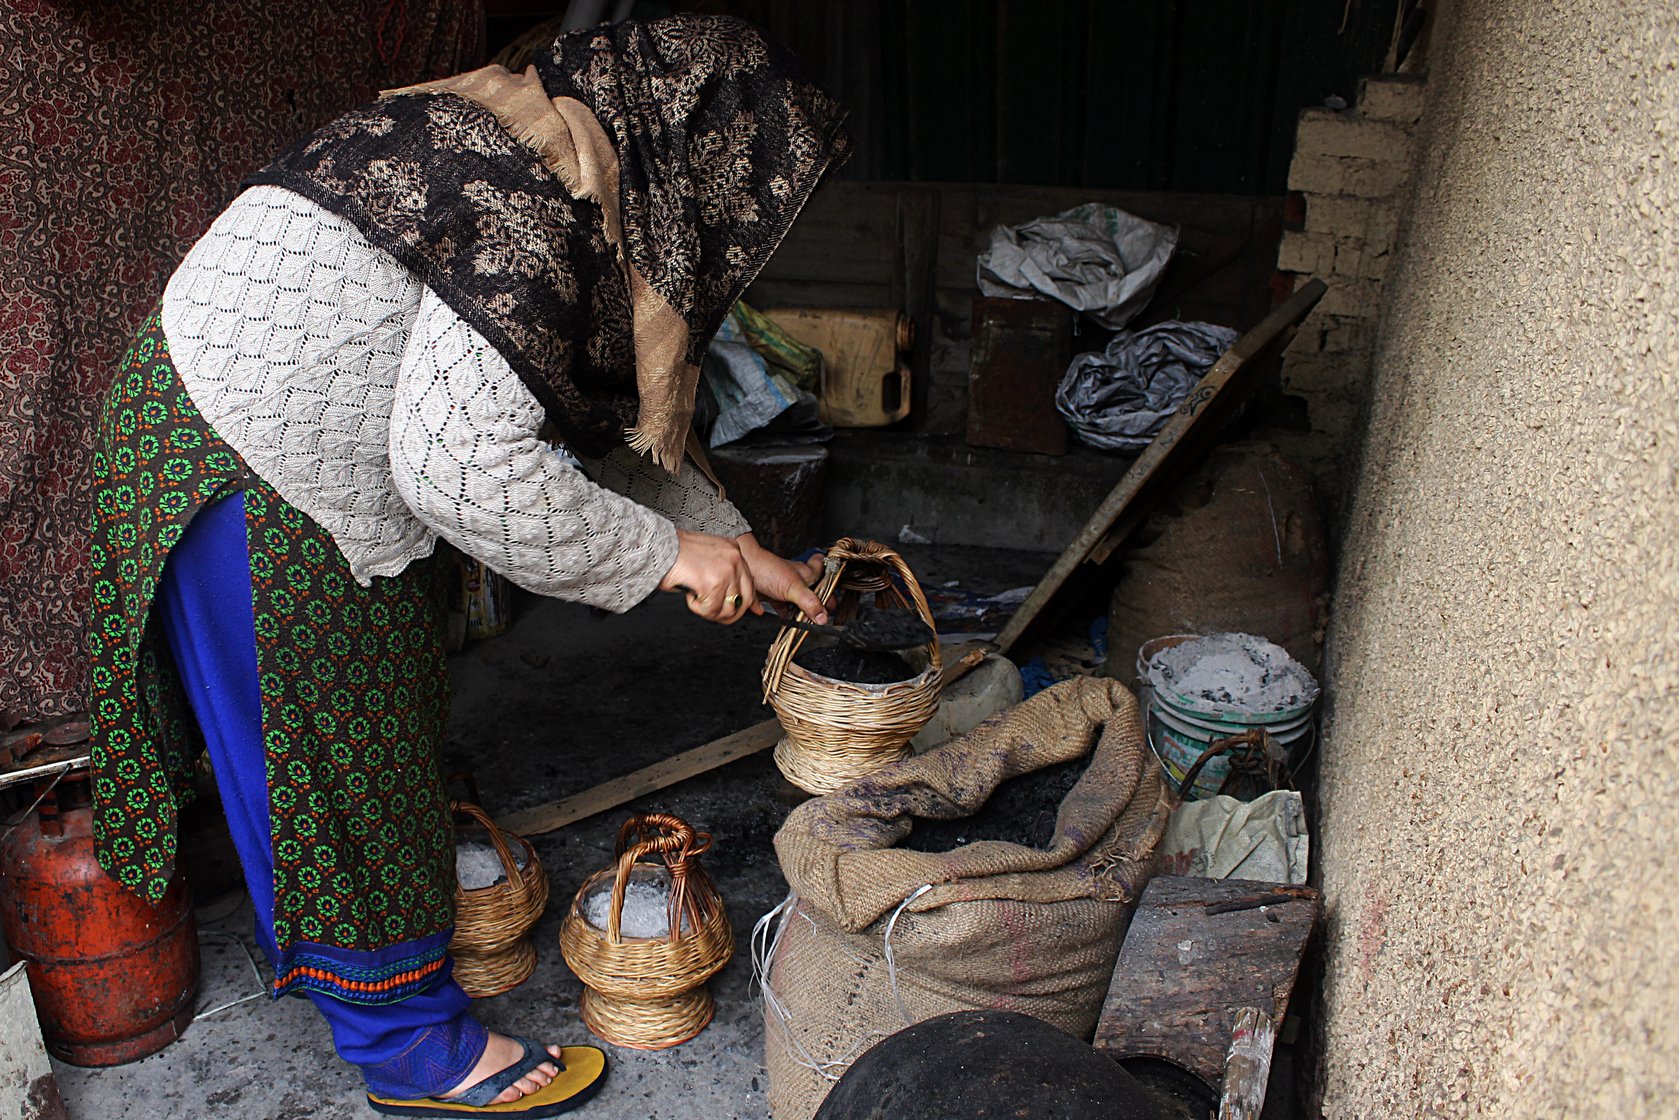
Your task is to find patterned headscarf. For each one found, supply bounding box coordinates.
[542,15,849,368]
[537,15,851,466]
[250,14,848,470]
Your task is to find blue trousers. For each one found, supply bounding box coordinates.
[156,492,487,1099]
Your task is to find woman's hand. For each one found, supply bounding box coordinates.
[736,534,828,623]
[660,529,756,623]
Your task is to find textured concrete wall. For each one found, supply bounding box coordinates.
[1316,2,1679,1116]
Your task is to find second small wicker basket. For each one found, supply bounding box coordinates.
[449,801,550,998]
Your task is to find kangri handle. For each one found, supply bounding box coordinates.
[603,812,712,945]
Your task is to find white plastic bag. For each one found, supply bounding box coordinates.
[976,203,1178,329]
[1157,789,1309,884]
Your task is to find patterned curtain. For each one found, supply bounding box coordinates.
[0,0,484,728]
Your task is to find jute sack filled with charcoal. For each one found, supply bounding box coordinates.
[757,677,1171,1120]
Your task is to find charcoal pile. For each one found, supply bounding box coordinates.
[902,757,1087,852]
[794,645,917,685]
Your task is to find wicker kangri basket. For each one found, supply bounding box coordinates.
[762,538,942,795]
[449,801,550,997]
[558,813,733,1051]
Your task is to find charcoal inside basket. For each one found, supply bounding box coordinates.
[793,644,918,685]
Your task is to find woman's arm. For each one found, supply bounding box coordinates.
[578,444,826,619]
[574,444,751,539]
[389,287,692,612]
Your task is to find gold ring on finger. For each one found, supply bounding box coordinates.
[728,593,744,610]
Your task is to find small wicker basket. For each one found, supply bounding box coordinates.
[762,538,942,795]
[449,801,550,997]
[558,813,734,1051]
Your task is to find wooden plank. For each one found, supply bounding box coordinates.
[751,183,910,287]
[897,187,941,429]
[991,278,1325,655]
[499,643,992,837]
[745,279,897,310]
[1081,0,1174,188]
[902,1,998,182]
[994,0,1088,186]
[497,719,783,837]
[1093,876,1319,1089]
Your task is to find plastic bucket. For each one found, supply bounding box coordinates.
[1137,634,1318,726]
[1148,702,1316,800]
[1138,633,1320,799]
[1151,693,1313,739]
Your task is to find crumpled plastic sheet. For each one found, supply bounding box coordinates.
[1056,320,1239,451]
[976,202,1178,329]
[701,313,815,447]
[1157,789,1309,884]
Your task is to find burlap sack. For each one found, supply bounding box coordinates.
[759,677,1170,1120]
[1101,441,1330,681]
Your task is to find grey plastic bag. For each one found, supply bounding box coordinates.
[1056,320,1238,451]
[976,203,1178,329]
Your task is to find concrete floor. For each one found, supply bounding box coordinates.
[52,544,1055,1120]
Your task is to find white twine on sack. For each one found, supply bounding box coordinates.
[881,883,933,1026]
[750,892,907,1085]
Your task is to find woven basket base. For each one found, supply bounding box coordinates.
[578,984,715,1051]
[774,734,912,796]
[452,937,537,998]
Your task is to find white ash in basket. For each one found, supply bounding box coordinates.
[456,839,529,890]
[582,873,693,939]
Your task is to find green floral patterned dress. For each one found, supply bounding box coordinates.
[88,310,458,1002]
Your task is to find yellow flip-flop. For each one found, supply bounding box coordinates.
[366,1041,608,1117]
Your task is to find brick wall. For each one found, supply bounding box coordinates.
[1273,74,1428,511]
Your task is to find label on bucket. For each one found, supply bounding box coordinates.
[1148,709,1228,800]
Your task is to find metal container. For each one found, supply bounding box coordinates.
[709,444,829,556]
[967,296,1073,455]
[0,771,199,1066]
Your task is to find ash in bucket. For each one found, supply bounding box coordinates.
[902,756,1088,852]
[1147,631,1317,712]
[793,645,917,685]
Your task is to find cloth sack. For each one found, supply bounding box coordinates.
[760,677,1171,1120]
[1103,441,1330,681]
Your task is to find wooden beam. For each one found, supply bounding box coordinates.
[992,279,1326,655]
[498,644,993,837]
[497,720,782,837]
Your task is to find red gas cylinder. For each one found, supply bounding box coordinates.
[0,768,200,1066]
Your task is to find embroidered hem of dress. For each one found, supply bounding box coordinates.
[274,930,454,1004]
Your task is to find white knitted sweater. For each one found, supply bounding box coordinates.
[160,186,748,613]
